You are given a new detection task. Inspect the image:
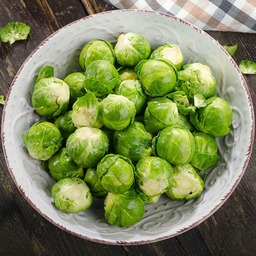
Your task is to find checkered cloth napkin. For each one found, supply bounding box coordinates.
[104,0,256,33]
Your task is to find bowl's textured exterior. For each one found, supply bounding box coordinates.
[1,10,254,245]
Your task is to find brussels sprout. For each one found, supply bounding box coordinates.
[66,127,109,168]
[96,154,135,194]
[71,92,102,128]
[191,132,220,171]
[51,177,93,212]
[165,91,196,115]
[0,22,30,44]
[79,39,115,69]
[114,32,151,67]
[114,80,147,113]
[153,125,195,165]
[22,121,63,161]
[135,59,177,97]
[118,67,137,81]
[150,43,184,70]
[144,97,179,134]
[36,65,54,83]
[48,148,84,181]
[166,164,204,200]
[99,94,136,130]
[135,156,173,200]
[54,110,76,139]
[104,189,145,227]
[84,167,107,198]
[31,77,70,118]
[64,72,86,104]
[84,60,120,97]
[190,96,232,137]
[177,62,217,99]
[114,122,152,162]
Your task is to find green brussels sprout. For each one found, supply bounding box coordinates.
[48,148,84,181]
[99,94,136,130]
[135,156,173,200]
[144,97,179,134]
[150,43,184,70]
[166,164,204,200]
[71,92,102,128]
[96,154,135,194]
[31,77,70,118]
[177,63,217,99]
[51,177,93,212]
[54,110,76,139]
[114,80,147,114]
[104,189,145,227]
[36,65,54,83]
[135,59,177,97]
[0,21,30,44]
[84,167,107,198]
[64,72,86,104]
[79,39,115,69]
[114,32,151,67]
[118,67,137,81]
[191,132,220,171]
[22,121,63,161]
[165,91,196,115]
[66,127,109,168]
[114,122,152,162]
[190,96,233,137]
[153,125,195,165]
[84,60,120,97]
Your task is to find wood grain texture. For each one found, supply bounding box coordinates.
[0,1,256,256]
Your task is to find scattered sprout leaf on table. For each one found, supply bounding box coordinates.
[0,22,30,44]
[239,60,256,75]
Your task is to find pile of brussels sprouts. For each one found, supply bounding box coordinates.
[22,32,233,227]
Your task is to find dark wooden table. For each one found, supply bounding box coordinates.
[0,1,256,255]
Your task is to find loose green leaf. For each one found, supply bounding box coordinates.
[194,94,207,108]
[36,65,54,83]
[223,44,238,56]
[0,22,30,44]
[239,60,256,75]
[0,95,5,105]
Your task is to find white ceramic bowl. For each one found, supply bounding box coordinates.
[1,10,254,245]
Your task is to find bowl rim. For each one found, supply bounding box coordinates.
[1,9,255,245]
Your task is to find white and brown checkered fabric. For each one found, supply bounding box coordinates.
[105,0,256,32]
